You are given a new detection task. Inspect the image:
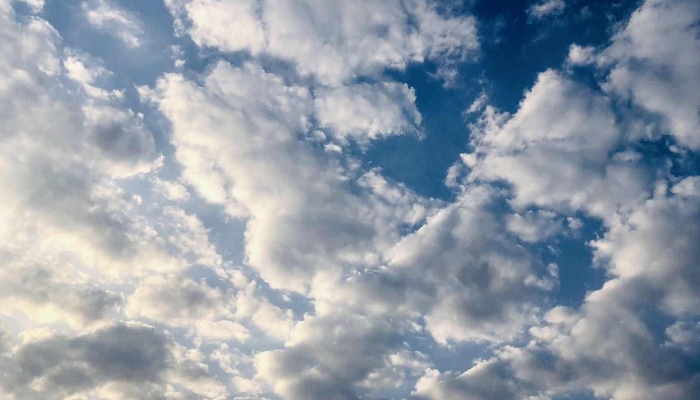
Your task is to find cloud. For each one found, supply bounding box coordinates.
[387,187,552,344]
[314,81,422,147]
[83,0,143,47]
[409,2,700,398]
[413,361,522,400]
[125,271,294,344]
[412,179,700,400]
[528,0,565,20]
[599,0,700,149]
[152,178,191,202]
[2,0,700,399]
[465,69,651,218]
[0,322,227,400]
[63,51,125,99]
[165,0,479,85]
[255,314,406,400]
[0,0,179,290]
[0,250,122,327]
[505,210,564,243]
[592,178,700,317]
[149,61,437,293]
[566,44,595,66]
[124,274,234,328]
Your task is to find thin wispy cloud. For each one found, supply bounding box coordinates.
[83,0,143,47]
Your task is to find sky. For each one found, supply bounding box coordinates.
[0,0,699,399]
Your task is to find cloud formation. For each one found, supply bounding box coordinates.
[165,0,479,85]
[1,0,699,399]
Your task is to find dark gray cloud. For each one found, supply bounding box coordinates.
[0,322,226,400]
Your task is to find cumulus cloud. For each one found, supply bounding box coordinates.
[386,187,551,344]
[152,178,191,202]
[3,0,700,399]
[600,0,700,149]
[566,44,595,66]
[149,61,438,293]
[0,322,227,400]
[314,81,422,147]
[255,314,407,400]
[165,0,479,85]
[0,252,122,327]
[465,69,651,218]
[409,2,700,399]
[125,271,294,344]
[0,0,179,295]
[506,210,564,243]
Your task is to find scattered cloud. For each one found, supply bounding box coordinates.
[82,0,143,48]
[1,0,699,399]
[165,0,479,85]
[528,0,566,20]
[566,43,596,66]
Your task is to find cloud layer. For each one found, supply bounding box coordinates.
[1,0,699,399]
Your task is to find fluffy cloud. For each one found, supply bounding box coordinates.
[386,186,551,344]
[152,178,191,202]
[0,250,122,327]
[0,0,180,293]
[255,314,407,400]
[414,158,700,400]
[465,70,651,218]
[592,178,700,317]
[0,322,227,400]
[505,210,564,243]
[410,2,700,398]
[125,272,294,344]
[527,0,565,20]
[148,61,437,293]
[600,0,700,149]
[166,0,478,85]
[314,81,422,147]
[566,44,595,66]
[2,0,700,399]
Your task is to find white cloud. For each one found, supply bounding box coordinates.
[150,62,436,293]
[592,179,700,317]
[3,1,700,400]
[124,273,258,345]
[0,245,122,328]
[566,44,595,66]
[314,81,422,147]
[169,0,265,54]
[465,70,651,218]
[386,187,548,344]
[165,0,479,85]
[152,178,191,202]
[506,210,564,243]
[528,0,565,20]
[600,0,700,149]
[83,0,143,48]
[413,178,700,400]
[124,274,233,327]
[255,314,407,400]
[0,0,178,292]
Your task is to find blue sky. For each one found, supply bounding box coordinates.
[1,0,700,399]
